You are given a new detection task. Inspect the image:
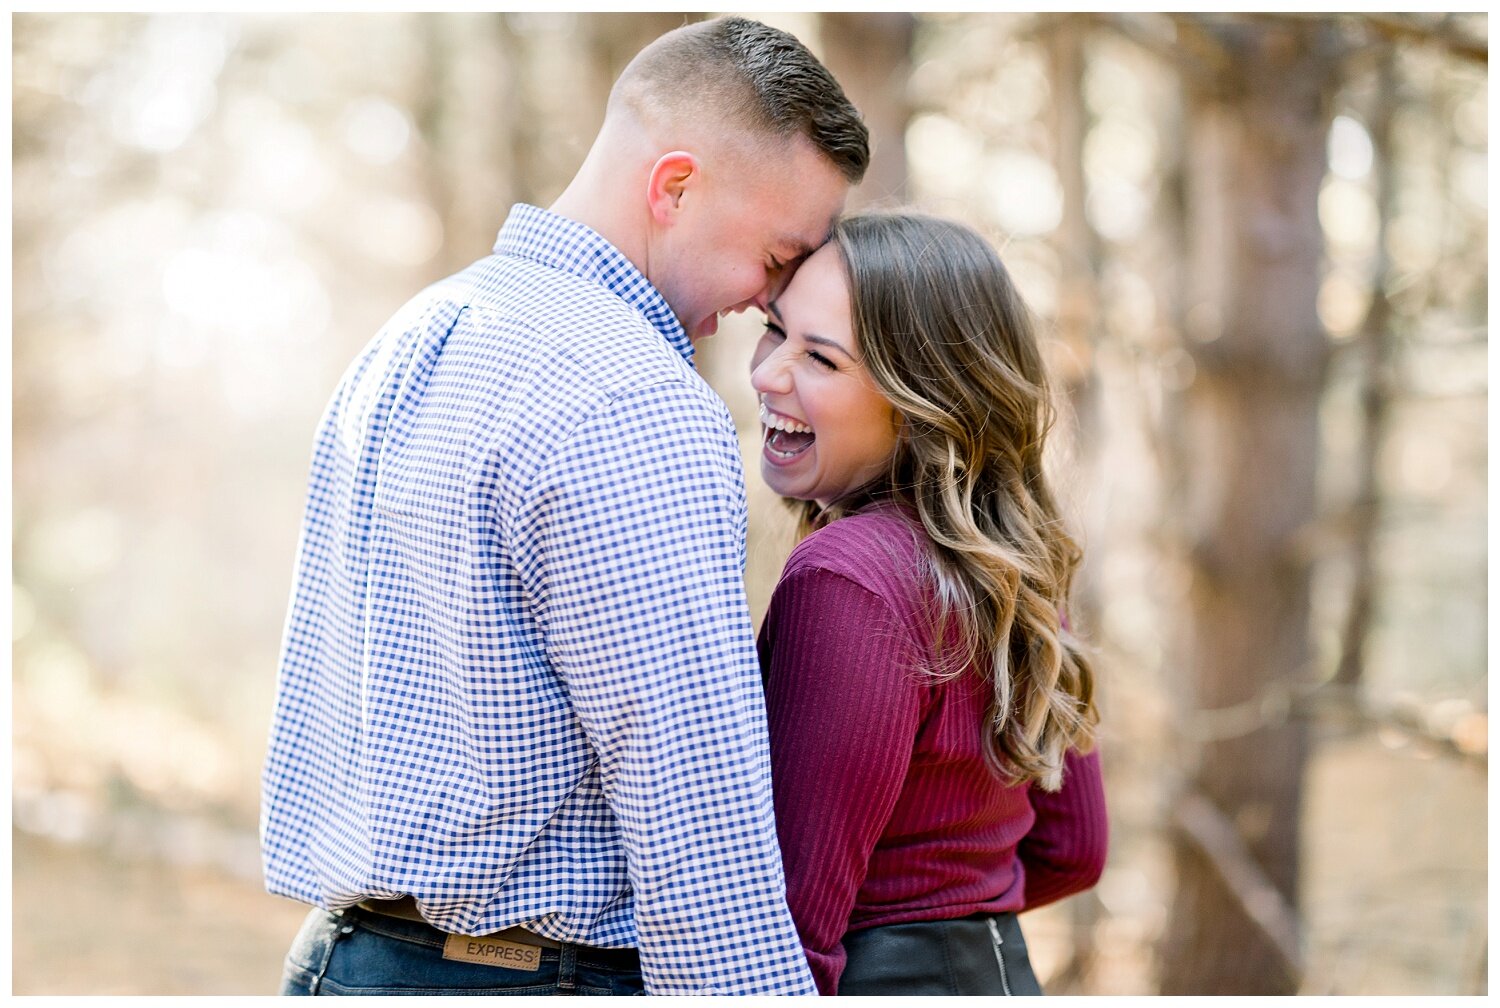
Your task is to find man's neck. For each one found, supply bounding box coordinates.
[550,115,656,271]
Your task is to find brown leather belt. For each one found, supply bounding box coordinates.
[356,897,564,950]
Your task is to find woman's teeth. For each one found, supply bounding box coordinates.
[758,402,812,434]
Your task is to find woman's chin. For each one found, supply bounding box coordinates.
[759,467,805,503]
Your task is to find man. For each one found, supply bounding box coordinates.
[261,15,867,997]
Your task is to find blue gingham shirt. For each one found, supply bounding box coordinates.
[261,204,816,996]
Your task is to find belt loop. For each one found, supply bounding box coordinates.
[557,942,578,995]
[308,910,352,996]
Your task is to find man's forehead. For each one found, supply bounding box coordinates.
[738,137,846,253]
[773,228,831,258]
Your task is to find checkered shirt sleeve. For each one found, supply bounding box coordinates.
[260,204,816,995]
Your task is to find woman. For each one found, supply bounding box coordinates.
[752,212,1107,996]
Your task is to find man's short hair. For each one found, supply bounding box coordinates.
[611,16,870,184]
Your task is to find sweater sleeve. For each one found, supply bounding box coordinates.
[759,565,923,996]
[1019,746,1108,909]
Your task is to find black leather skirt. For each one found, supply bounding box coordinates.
[839,913,1043,996]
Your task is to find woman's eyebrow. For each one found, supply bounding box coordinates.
[804,332,857,360]
[764,302,857,361]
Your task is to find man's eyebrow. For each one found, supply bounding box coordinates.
[775,233,822,259]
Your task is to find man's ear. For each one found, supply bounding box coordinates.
[646,151,699,225]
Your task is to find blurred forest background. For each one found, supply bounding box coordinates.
[10,11,1487,996]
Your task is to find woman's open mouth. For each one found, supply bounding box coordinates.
[759,402,815,461]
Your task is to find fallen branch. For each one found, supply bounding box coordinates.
[1173,683,1487,769]
[1312,687,1488,768]
[1170,789,1304,982]
[1359,13,1487,64]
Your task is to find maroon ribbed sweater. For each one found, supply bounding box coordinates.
[758,508,1108,995]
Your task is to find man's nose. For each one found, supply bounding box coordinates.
[762,268,798,311]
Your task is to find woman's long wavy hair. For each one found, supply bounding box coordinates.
[792,212,1097,791]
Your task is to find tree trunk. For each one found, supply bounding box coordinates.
[819,13,915,208]
[581,12,702,122]
[418,14,519,275]
[1333,50,1396,689]
[1042,17,1105,993]
[1158,17,1339,995]
[1044,15,1105,639]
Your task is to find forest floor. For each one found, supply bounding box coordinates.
[11,732,1486,996]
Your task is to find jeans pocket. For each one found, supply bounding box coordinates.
[280,909,348,995]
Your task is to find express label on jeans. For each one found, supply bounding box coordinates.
[442,933,543,971]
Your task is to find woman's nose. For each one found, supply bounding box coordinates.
[750,346,791,395]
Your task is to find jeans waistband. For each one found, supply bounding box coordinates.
[347,899,641,971]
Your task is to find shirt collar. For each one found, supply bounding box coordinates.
[493,203,693,366]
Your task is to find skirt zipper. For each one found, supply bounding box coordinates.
[986,917,1013,995]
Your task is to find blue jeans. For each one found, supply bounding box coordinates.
[279,906,645,996]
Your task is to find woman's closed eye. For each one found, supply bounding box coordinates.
[760,321,839,372]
